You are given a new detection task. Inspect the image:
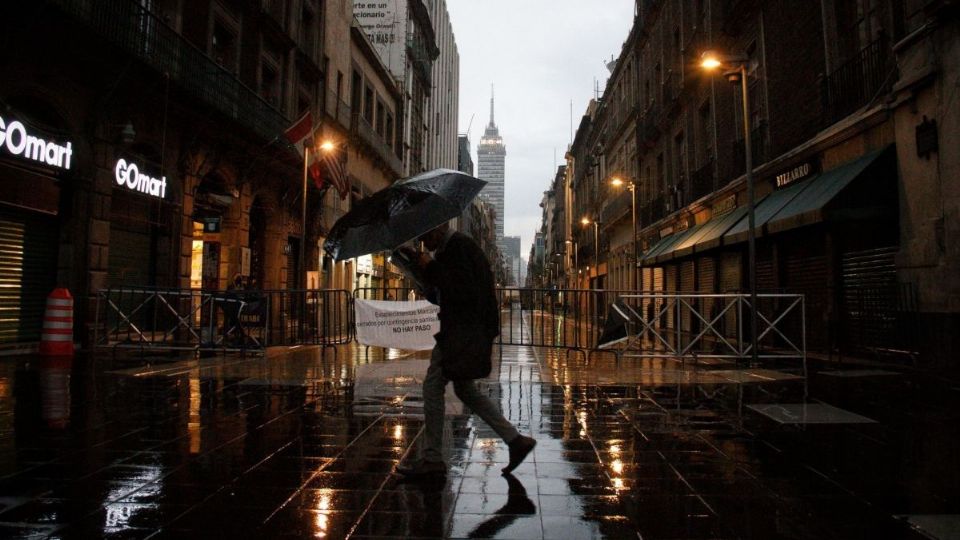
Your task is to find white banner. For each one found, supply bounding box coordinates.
[354,299,440,351]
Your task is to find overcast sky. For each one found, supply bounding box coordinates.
[446,1,635,259]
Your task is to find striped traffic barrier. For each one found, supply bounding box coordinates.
[39,288,74,356]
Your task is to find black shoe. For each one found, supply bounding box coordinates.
[396,459,446,478]
[502,435,536,474]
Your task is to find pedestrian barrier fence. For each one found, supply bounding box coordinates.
[496,288,806,370]
[95,286,805,371]
[94,288,352,353]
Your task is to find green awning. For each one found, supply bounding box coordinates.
[674,205,749,256]
[765,148,886,234]
[653,220,711,263]
[723,179,809,245]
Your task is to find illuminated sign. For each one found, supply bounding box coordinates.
[0,114,73,169]
[114,158,167,198]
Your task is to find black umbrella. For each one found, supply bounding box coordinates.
[323,168,487,261]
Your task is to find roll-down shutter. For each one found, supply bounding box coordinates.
[0,207,59,343]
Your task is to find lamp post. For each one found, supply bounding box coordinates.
[565,239,578,289]
[701,50,758,365]
[301,139,341,291]
[581,216,599,289]
[611,176,639,291]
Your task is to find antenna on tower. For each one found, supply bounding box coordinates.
[489,84,495,127]
[466,113,475,140]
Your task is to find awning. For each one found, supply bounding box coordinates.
[653,220,710,263]
[638,220,710,266]
[765,148,887,234]
[674,205,748,257]
[723,178,809,245]
[638,147,892,265]
[639,233,677,265]
[724,146,890,244]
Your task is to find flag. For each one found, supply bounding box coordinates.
[283,111,312,156]
[320,145,349,199]
[284,111,324,189]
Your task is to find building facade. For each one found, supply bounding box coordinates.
[559,0,960,365]
[477,90,506,244]
[426,0,460,171]
[0,0,440,347]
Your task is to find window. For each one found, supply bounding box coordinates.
[376,100,385,137]
[260,42,284,108]
[698,100,713,163]
[363,85,374,123]
[300,6,315,55]
[211,20,238,72]
[351,70,362,114]
[385,113,394,150]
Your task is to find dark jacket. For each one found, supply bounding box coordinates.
[422,232,499,341]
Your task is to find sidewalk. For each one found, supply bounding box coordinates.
[0,316,957,539]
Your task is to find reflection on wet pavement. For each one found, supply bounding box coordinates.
[0,313,958,539]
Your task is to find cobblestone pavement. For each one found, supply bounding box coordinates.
[0,314,958,539]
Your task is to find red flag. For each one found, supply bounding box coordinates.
[285,112,326,189]
[283,111,312,156]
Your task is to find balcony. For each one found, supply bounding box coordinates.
[323,94,353,132]
[351,113,404,178]
[601,189,632,226]
[642,194,669,224]
[689,159,715,201]
[639,101,661,147]
[821,35,894,125]
[52,0,289,143]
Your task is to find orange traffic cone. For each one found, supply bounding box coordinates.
[39,288,74,356]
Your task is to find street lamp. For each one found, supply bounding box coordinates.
[701,50,758,365]
[565,239,578,289]
[581,216,599,289]
[610,176,639,292]
[302,138,341,291]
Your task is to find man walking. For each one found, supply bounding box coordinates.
[396,222,536,478]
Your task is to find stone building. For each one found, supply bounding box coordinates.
[564,0,959,364]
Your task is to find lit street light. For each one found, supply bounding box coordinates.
[701,50,758,366]
[301,139,341,291]
[610,176,638,291]
[581,216,599,289]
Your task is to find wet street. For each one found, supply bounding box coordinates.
[1,315,959,539]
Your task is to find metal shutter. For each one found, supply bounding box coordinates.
[0,207,59,343]
[680,260,696,336]
[840,246,900,353]
[720,252,742,339]
[782,241,828,351]
[698,256,717,342]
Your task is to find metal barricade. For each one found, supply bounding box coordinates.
[94,287,353,353]
[495,288,806,371]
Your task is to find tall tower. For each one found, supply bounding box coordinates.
[477,85,506,244]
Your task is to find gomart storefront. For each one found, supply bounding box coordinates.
[0,112,72,344]
[107,153,176,289]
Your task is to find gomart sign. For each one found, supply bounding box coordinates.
[114,158,167,199]
[0,114,74,170]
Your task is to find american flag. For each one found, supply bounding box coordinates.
[319,144,349,199]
